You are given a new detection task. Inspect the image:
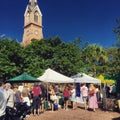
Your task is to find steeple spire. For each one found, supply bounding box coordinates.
[28,0,37,11]
[29,0,37,7]
[29,0,37,3]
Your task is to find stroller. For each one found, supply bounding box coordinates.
[5,102,31,120]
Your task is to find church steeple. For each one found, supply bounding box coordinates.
[29,0,37,10]
[29,0,37,3]
[22,0,43,46]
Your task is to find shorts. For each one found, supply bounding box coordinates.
[40,97,45,105]
[82,96,88,103]
[50,99,54,104]
[33,96,41,109]
[64,97,69,101]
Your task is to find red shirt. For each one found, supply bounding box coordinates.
[63,89,70,97]
[32,86,41,97]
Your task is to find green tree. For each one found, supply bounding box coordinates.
[0,39,22,81]
[51,42,84,76]
[112,19,120,92]
[81,44,108,76]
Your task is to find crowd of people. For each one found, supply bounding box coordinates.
[0,80,119,120]
[0,81,46,119]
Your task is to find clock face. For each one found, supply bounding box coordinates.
[35,30,38,35]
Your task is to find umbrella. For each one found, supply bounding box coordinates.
[104,75,116,84]
[98,75,115,84]
[6,73,40,83]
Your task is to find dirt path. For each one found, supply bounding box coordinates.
[25,104,120,120]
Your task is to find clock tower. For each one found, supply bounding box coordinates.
[22,0,43,46]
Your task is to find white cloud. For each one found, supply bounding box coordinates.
[0,34,6,38]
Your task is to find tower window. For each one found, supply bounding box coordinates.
[34,11,38,22]
[27,12,30,23]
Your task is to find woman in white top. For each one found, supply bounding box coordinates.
[70,85,76,109]
[80,83,88,110]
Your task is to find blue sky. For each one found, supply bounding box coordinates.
[0,0,120,47]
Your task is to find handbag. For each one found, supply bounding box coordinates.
[89,90,95,96]
[50,94,57,101]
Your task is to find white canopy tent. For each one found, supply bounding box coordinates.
[38,68,74,101]
[38,68,74,83]
[71,73,101,84]
[71,73,101,103]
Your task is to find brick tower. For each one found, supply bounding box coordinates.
[22,0,43,46]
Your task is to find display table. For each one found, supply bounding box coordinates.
[103,98,118,111]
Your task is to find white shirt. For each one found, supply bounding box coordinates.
[0,87,7,100]
[0,90,6,116]
[6,89,14,108]
[80,85,88,97]
[71,88,76,97]
[22,97,30,106]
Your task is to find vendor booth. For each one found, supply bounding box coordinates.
[6,73,40,83]
[71,73,101,84]
[71,73,101,103]
[38,68,74,83]
[38,68,74,109]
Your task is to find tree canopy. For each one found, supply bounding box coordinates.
[0,20,120,82]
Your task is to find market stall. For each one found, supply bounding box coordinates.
[71,73,101,84]
[38,68,74,83]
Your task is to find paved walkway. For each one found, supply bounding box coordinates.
[24,104,120,120]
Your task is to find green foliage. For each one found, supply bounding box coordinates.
[51,42,83,76]
[0,39,21,81]
[113,18,120,75]
[80,44,109,76]
[0,32,120,82]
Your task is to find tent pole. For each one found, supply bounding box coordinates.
[47,83,48,101]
